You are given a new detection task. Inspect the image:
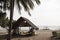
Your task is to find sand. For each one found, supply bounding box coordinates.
[0,30,53,40]
[11,30,52,40]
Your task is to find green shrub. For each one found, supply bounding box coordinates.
[52,31,57,37]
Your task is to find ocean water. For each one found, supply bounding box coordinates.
[19,26,60,31]
[19,26,60,30]
[39,26,60,30]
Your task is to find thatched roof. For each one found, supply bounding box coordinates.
[12,17,39,30]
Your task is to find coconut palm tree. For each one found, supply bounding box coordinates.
[0,0,40,40]
[0,0,40,14]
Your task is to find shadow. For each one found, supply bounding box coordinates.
[0,35,7,39]
[12,33,35,38]
[0,34,36,40]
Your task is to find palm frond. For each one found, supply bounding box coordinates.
[16,0,21,14]
[20,0,29,11]
[27,0,34,9]
[34,0,40,5]
[16,0,21,12]
[28,10,31,16]
[0,0,4,2]
[0,0,40,16]
[3,0,10,10]
[3,0,7,10]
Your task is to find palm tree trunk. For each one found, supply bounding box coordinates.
[7,0,14,40]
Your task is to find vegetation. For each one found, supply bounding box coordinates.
[0,11,6,28]
[0,11,16,27]
[52,31,60,37]
[0,0,40,40]
[51,31,60,40]
[52,31,57,37]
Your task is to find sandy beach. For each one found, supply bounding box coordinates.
[0,30,53,40]
[11,30,53,40]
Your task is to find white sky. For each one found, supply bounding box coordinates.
[7,0,60,30]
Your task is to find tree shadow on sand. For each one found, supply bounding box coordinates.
[0,34,36,40]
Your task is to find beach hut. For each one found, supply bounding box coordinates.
[12,17,39,35]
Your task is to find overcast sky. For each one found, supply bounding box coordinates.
[7,0,60,30]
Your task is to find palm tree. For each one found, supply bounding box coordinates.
[0,0,40,14]
[0,0,40,40]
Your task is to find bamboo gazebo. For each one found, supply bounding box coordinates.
[12,17,39,36]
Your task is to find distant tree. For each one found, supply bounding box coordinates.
[0,11,2,26]
[0,11,7,28]
[0,0,9,27]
